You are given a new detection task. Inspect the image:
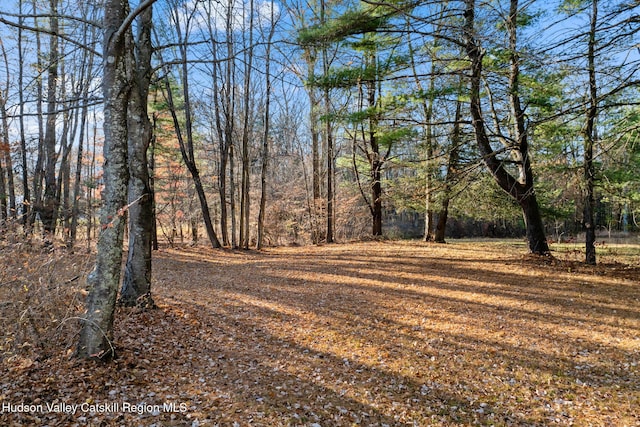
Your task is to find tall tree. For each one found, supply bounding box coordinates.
[284,0,326,242]
[120,4,155,307]
[463,0,549,255]
[159,0,221,249]
[31,0,46,231]
[16,0,31,230]
[77,0,139,360]
[0,40,16,224]
[433,94,463,243]
[202,0,231,247]
[257,0,277,250]
[240,0,255,249]
[40,0,60,237]
[582,0,598,264]
[70,19,98,247]
[320,0,335,242]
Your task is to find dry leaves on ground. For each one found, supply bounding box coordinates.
[1,239,639,426]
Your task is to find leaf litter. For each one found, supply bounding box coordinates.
[1,240,639,426]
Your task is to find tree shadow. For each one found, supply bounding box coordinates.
[145,244,639,424]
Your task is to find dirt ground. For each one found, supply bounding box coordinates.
[1,239,639,426]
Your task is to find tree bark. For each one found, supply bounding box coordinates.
[320,0,334,243]
[257,4,276,250]
[434,96,462,243]
[17,0,31,230]
[583,0,598,265]
[0,41,16,224]
[0,61,11,228]
[77,0,132,360]
[371,159,383,236]
[70,34,95,247]
[240,0,254,249]
[159,9,221,249]
[463,0,549,255]
[31,0,45,231]
[40,0,60,237]
[120,5,155,307]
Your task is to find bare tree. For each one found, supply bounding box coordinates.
[158,0,221,248]
[256,0,277,250]
[120,4,155,307]
[77,0,136,360]
[240,0,255,249]
[0,40,14,228]
[39,0,60,238]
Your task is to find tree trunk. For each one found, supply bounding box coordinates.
[368,70,383,237]
[207,22,230,247]
[520,194,549,254]
[463,0,549,255]
[257,5,275,250]
[434,97,462,243]
[583,0,598,265]
[120,5,155,308]
[371,160,383,236]
[326,106,334,243]
[321,0,334,243]
[240,0,255,249]
[77,0,132,360]
[230,143,238,248]
[41,0,60,237]
[70,23,97,248]
[149,116,158,251]
[0,75,11,228]
[18,0,31,230]
[158,18,221,249]
[0,39,16,224]
[0,139,6,228]
[422,68,436,242]
[309,78,322,243]
[31,0,45,231]
[56,104,73,243]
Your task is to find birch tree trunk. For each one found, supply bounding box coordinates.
[120,5,155,307]
[77,0,132,360]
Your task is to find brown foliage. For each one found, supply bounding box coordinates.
[1,240,639,426]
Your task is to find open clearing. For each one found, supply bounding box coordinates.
[1,240,639,426]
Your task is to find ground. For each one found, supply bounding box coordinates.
[1,239,639,426]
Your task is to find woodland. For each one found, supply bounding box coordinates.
[0,0,639,425]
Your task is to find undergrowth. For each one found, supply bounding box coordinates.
[0,241,92,362]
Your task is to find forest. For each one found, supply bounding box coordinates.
[0,0,639,425]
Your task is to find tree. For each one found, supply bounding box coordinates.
[282,0,328,243]
[301,0,414,237]
[433,93,463,243]
[0,40,13,229]
[541,0,640,260]
[463,0,550,255]
[582,0,598,264]
[257,0,277,250]
[70,17,99,248]
[120,4,155,307]
[17,0,31,230]
[77,0,154,360]
[38,0,60,237]
[158,0,221,249]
